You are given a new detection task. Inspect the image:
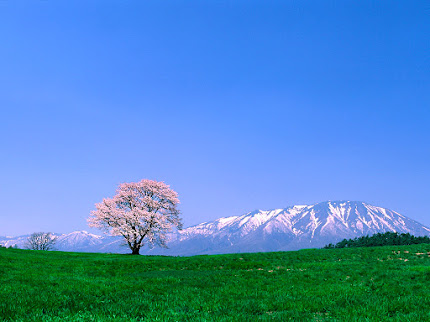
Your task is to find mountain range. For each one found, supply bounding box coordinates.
[2,201,429,256]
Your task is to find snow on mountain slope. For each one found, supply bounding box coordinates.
[0,231,126,253]
[56,231,107,252]
[148,201,430,255]
[2,201,429,256]
[0,235,30,248]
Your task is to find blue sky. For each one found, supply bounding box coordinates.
[1,1,429,236]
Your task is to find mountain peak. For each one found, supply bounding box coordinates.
[1,201,428,256]
[162,201,430,255]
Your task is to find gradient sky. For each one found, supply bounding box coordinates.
[1,1,429,236]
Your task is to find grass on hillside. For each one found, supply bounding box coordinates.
[1,244,430,321]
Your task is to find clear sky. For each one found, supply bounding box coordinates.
[1,1,429,236]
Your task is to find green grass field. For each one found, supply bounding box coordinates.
[1,244,430,321]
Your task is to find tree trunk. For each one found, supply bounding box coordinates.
[131,247,140,255]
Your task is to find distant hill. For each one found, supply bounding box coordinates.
[0,231,127,254]
[2,201,429,255]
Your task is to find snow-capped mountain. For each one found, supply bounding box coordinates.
[2,201,429,256]
[0,234,31,249]
[147,201,430,255]
[55,231,125,253]
[0,231,126,253]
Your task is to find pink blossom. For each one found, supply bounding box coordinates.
[88,179,182,255]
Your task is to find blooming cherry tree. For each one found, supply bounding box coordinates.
[88,179,182,255]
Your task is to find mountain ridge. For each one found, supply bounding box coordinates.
[2,201,429,256]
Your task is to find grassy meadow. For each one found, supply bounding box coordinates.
[1,244,430,321]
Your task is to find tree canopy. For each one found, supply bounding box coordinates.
[324,232,430,249]
[88,179,182,255]
[25,232,57,251]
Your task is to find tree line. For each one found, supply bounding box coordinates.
[0,244,18,249]
[324,231,430,249]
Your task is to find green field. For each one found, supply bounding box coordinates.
[1,244,430,321]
